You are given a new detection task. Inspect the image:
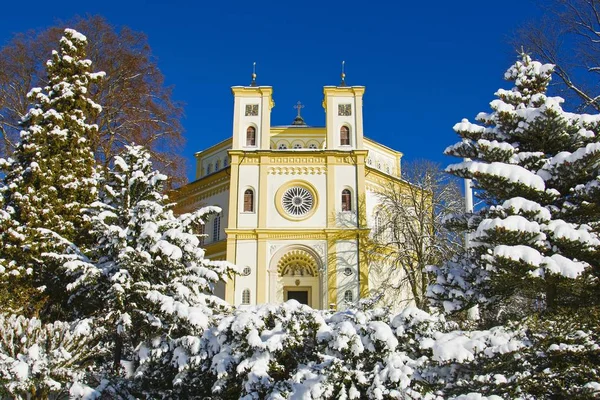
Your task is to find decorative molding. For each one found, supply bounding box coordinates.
[269,156,326,164]
[226,229,370,241]
[268,166,326,175]
[241,157,260,164]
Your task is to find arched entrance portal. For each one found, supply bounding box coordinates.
[269,246,323,308]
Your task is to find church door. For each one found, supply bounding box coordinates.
[286,290,309,305]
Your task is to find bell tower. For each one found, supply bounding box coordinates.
[323,64,365,150]
[231,66,274,150]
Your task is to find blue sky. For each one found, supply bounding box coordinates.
[0,0,543,181]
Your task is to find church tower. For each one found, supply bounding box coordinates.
[323,68,365,150]
[230,71,274,150]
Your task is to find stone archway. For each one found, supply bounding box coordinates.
[268,246,323,308]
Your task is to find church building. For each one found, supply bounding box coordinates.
[173,73,412,310]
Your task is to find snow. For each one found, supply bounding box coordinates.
[447,161,545,191]
[427,327,524,363]
[70,382,100,399]
[542,254,586,278]
[451,395,503,400]
[475,215,543,238]
[64,28,87,43]
[501,197,551,221]
[545,219,600,247]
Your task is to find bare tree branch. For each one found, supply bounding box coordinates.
[515,0,600,112]
[367,160,465,309]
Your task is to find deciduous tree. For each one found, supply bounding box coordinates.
[0,16,186,185]
[369,160,464,310]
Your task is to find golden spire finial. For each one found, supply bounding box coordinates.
[340,60,346,87]
[250,62,257,86]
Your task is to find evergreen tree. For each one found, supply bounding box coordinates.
[66,145,235,395]
[0,314,102,399]
[429,54,600,324]
[426,54,600,398]
[0,29,103,317]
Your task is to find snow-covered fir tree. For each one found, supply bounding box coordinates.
[0,314,102,399]
[427,54,600,397]
[165,301,454,400]
[66,145,236,396]
[0,29,104,317]
[429,53,600,322]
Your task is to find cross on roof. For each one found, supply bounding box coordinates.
[294,101,304,118]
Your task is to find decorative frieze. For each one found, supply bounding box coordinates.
[268,166,327,175]
[269,156,326,164]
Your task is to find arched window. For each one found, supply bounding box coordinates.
[215,159,221,171]
[340,126,350,146]
[207,164,212,174]
[278,143,288,150]
[242,289,251,305]
[341,189,352,211]
[223,158,228,167]
[213,214,221,242]
[246,126,256,146]
[243,189,254,212]
[308,143,318,149]
[293,143,302,149]
[344,290,353,303]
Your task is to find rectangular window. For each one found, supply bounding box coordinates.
[213,215,221,242]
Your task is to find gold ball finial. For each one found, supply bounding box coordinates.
[340,61,347,87]
[250,62,257,86]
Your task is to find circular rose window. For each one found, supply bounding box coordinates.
[281,186,314,216]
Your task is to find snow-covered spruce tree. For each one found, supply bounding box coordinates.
[66,145,235,396]
[0,29,103,317]
[0,314,102,399]
[168,301,449,399]
[426,54,600,398]
[429,53,600,324]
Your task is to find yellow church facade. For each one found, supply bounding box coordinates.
[173,81,411,310]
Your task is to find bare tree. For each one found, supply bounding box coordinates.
[369,160,464,309]
[516,0,600,112]
[0,15,186,185]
